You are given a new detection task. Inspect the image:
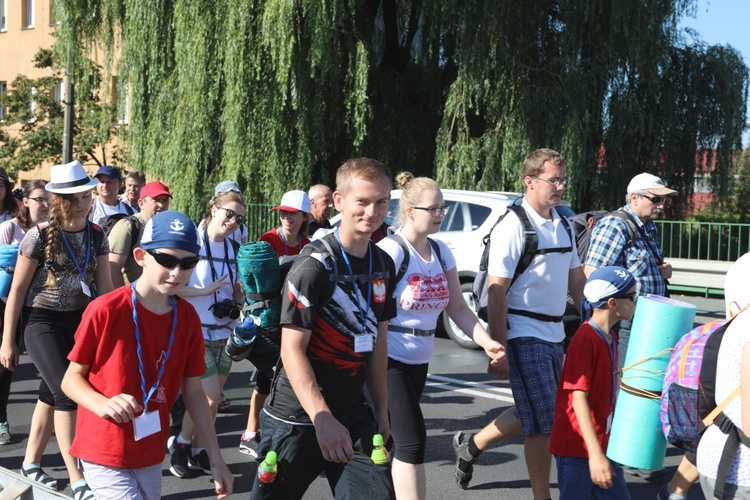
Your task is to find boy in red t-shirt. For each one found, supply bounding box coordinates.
[549,266,636,499]
[61,211,233,499]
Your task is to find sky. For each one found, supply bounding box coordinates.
[679,0,750,143]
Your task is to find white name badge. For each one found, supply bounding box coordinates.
[354,334,374,353]
[133,409,161,441]
[81,281,91,298]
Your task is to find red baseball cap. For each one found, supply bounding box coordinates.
[140,181,172,199]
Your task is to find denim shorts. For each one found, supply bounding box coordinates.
[507,336,564,435]
[555,455,631,500]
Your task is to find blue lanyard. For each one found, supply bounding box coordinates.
[588,319,617,412]
[334,229,372,335]
[131,282,177,413]
[202,229,233,284]
[278,228,301,256]
[60,222,91,281]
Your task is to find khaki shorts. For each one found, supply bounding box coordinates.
[203,339,233,378]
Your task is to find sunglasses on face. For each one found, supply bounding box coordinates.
[146,249,201,270]
[618,292,637,301]
[216,206,246,225]
[641,194,666,205]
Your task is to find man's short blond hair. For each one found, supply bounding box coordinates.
[336,157,392,196]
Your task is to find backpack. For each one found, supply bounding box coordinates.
[472,205,572,322]
[659,319,726,452]
[567,210,638,264]
[660,311,750,500]
[97,203,136,238]
[387,234,446,283]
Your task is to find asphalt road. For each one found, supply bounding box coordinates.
[0,295,722,499]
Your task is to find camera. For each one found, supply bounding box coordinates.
[210,299,241,320]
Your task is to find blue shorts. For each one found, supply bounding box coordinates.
[507,336,564,435]
[555,455,631,500]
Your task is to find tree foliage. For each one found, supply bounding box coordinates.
[55,0,748,219]
[0,49,124,178]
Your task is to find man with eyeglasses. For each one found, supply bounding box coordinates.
[453,149,586,499]
[108,182,172,288]
[583,172,676,483]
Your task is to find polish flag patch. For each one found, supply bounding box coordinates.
[372,279,387,303]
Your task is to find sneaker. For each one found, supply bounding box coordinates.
[189,449,211,475]
[239,431,261,458]
[169,441,192,478]
[71,478,94,500]
[20,464,58,490]
[452,431,478,490]
[0,421,11,445]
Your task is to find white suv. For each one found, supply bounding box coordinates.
[331,189,576,349]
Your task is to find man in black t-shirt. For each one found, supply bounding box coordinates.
[251,158,397,500]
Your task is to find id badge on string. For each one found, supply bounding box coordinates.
[130,282,177,441]
[334,230,374,354]
[354,333,374,353]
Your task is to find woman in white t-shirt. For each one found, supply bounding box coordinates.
[170,190,246,478]
[696,253,750,499]
[377,172,505,500]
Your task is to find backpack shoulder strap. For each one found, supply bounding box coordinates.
[427,237,446,272]
[124,203,135,216]
[388,234,410,283]
[610,210,638,243]
[507,205,537,287]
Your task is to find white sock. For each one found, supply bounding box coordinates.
[176,435,191,446]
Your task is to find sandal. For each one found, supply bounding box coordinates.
[20,464,58,490]
[72,479,95,500]
[217,394,231,414]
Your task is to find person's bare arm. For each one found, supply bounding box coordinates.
[0,255,37,370]
[95,254,115,296]
[487,275,512,377]
[62,362,142,423]
[568,266,586,313]
[365,321,390,442]
[282,324,355,463]
[742,343,750,437]
[583,264,598,278]
[571,390,614,489]
[108,253,128,288]
[182,376,234,498]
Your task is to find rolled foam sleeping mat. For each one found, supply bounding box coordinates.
[0,244,19,297]
[236,241,281,328]
[606,294,696,470]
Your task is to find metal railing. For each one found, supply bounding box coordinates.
[656,221,750,262]
[245,204,278,241]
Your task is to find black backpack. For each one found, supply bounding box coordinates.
[567,210,638,264]
[472,205,572,322]
[96,202,136,237]
[387,234,446,282]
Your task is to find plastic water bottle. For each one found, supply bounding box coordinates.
[370,434,389,464]
[226,316,257,360]
[257,451,278,483]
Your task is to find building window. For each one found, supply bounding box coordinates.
[1,0,7,32]
[22,0,34,29]
[0,81,6,121]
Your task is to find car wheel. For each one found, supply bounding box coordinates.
[442,282,483,350]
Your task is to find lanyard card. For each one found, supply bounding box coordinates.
[133,409,161,441]
[354,333,374,353]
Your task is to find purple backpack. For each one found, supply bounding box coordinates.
[659,319,725,453]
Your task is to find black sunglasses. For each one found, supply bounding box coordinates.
[641,194,666,205]
[146,249,201,270]
[618,292,637,301]
[217,206,246,225]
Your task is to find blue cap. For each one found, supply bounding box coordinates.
[214,180,241,196]
[140,211,201,255]
[95,165,122,181]
[584,266,637,307]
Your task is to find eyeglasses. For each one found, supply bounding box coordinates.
[27,197,50,205]
[412,205,450,217]
[641,194,666,205]
[146,249,201,270]
[534,177,568,187]
[216,206,247,225]
[618,292,637,302]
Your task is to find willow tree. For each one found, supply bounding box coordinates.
[56,0,747,218]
